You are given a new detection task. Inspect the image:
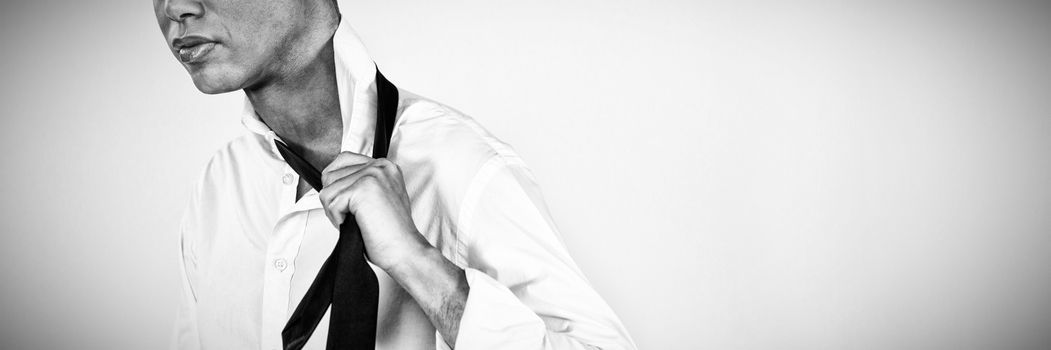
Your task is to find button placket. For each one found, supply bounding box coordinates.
[260,208,309,350]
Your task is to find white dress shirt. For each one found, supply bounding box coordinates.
[171,17,636,350]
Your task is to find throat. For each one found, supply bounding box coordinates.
[287,133,340,203]
[285,128,343,172]
[244,39,344,172]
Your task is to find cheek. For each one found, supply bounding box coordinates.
[152,0,167,26]
[190,1,297,90]
[217,17,272,66]
[154,9,172,41]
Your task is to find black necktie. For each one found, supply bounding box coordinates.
[274,69,399,350]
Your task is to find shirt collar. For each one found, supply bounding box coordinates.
[240,16,380,157]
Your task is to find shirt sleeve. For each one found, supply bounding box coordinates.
[171,184,203,350]
[436,156,637,350]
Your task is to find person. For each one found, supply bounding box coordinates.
[155,0,637,349]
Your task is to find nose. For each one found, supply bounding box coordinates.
[162,0,204,22]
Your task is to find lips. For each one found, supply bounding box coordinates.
[178,42,216,63]
[172,35,218,63]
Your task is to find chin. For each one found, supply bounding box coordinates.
[187,64,249,95]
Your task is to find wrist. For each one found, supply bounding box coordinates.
[385,239,467,305]
[383,233,469,347]
[380,228,432,273]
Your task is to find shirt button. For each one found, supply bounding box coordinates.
[282,173,294,185]
[273,258,288,272]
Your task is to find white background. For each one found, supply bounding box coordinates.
[1,0,1050,349]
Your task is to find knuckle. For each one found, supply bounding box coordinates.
[374,161,394,174]
[379,158,400,174]
[366,159,384,171]
[321,165,341,184]
[358,172,379,185]
[383,159,400,171]
[369,168,390,183]
[320,170,331,184]
[355,174,382,191]
[318,188,333,204]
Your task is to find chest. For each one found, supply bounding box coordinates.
[193,172,444,349]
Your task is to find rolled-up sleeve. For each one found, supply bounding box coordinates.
[437,156,637,350]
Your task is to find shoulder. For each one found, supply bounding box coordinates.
[391,90,529,187]
[389,90,541,221]
[393,90,517,158]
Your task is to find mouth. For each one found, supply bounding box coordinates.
[172,36,218,63]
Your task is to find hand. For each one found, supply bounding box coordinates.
[321,153,469,345]
[319,151,428,272]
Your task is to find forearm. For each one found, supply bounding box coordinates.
[387,239,470,348]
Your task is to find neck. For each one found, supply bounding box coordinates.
[246,28,342,170]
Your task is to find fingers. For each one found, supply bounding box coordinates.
[318,165,385,226]
[322,151,372,173]
[321,151,374,186]
[321,162,369,188]
[317,152,405,228]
